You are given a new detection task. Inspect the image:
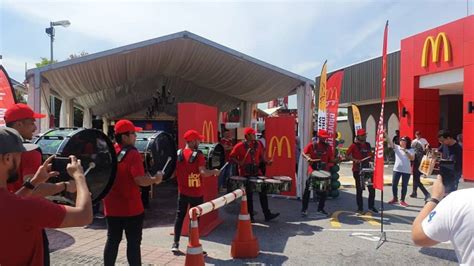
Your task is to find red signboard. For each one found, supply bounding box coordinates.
[265,116,296,196]
[0,66,17,127]
[325,71,344,153]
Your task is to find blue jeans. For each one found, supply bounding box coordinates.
[392,171,411,201]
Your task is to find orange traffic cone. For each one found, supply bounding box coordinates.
[230,192,259,258]
[185,212,205,266]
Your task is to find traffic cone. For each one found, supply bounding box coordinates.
[230,193,259,258]
[185,213,205,266]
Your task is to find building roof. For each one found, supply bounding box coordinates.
[27,31,313,118]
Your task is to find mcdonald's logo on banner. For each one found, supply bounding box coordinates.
[268,136,292,158]
[202,120,215,143]
[421,32,451,67]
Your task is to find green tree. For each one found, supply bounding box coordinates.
[35,57,57,67]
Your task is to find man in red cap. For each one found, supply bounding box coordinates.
[5,103,77,265]
[103,120,163,265]
[346,128,377,214]
[301,129,337,217]
[229,127,279,222]
[171,129,220,253]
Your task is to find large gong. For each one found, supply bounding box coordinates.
[135,131,177,180]
[198,143,225,170]
[34,128,117,205]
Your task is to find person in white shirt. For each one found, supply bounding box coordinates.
[410,131,430,200]
[386,133,415,207]
[412,176,474,266]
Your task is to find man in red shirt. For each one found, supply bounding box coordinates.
[346,128,378,214]
[229,127,279,222]
[0,127,92,266]
[172,129,220,253]
[103,120,163,266]
[301,129,336,217]
[5,103,77,265]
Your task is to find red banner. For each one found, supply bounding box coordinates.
[373,21,389,191]
[325,71,344,152]
[0,66,16,127]
[265,116,296,196]
[177,102,218,148]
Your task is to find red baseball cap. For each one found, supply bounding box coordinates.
[356,129,367,136]
[244,127,256,135]
[184,129,204,142]
[114,120,142,134]
[318,129,330,138]
[4,103,46,123]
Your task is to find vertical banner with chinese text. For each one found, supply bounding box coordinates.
[265,116,296,196]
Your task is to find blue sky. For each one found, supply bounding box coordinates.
[0,0,470,108]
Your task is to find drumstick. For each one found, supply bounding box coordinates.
[220,162,229,172]
[153,156,172,179]
[84,162,96,176]
[360,156,371,162]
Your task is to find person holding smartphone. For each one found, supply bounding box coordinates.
[0,127,92,265]
[437,130,462,192]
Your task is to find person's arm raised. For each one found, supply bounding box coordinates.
[59,156,93,228]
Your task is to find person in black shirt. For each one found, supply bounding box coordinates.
[437,130,463,192]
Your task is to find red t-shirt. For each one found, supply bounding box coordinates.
[229,141,264,176]
[176,148,206,197]
[7,149,42,192]
[303,142,334,173]
[346,142,373,172]
[103,144,145,217]
[0,188,66,266]
[220,138,233,161]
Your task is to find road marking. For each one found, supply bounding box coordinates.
[360,212,381,226]
[350,232,380,241]
[330,211,380,228]
[322,229,411,233]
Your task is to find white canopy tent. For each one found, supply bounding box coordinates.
[26,31,314,197]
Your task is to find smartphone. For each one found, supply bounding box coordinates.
[52,156,70,175]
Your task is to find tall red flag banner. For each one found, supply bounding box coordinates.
[373,21,389,191]
[265,116,296,196]
[0,66,17,127]
[325,71,344,152]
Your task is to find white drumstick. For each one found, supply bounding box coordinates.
[84,162,96,176]
[360,156,371,162]
[153,156,171,179]
[220,162,229,172]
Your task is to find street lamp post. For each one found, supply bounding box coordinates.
[45,20,71,64]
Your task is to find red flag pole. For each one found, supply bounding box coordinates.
[376,20,389,250]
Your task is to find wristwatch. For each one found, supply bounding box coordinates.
[427,198,440,205]
[22,178,36,190]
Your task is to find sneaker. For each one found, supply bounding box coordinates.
[369,207,379,213]
[265,212,280,221]
[171,242,179,253]
[317,209,329,216]
[388,198,399,204]
[399,201,409,207]
[356,209,364,215]
[301,211,308,217]
[409,193,417,198]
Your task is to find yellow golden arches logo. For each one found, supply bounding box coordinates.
[202,120,214,143]
[268,136,292,159]
[421,32,451,68]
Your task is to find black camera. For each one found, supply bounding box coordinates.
[52,156,71,175]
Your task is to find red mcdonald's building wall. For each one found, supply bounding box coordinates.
[400,15,474,181]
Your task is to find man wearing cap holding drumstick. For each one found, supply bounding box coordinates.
[229,127,279,223]
[346,128,378,214]
[103,120,163,266]
[301,129,337,217]
[4,103,78,265]
[171,129,221,253]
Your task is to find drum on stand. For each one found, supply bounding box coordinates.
[228,176,247,191]
[198,143,225,170]
[34,128,117,205]
[248,177,265,193]
[135,131,177,180]
[359,168,374,191]
[309,170,331,192]
[272,176,292,192]
[264,179,282,194]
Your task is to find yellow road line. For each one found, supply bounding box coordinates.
[360,212,381,226]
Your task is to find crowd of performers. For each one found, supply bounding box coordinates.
[0,103,463,265]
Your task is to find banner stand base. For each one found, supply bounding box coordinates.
[376,231,387,250]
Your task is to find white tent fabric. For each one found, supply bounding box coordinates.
[30,31,312,119]
[296,83,313,198]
